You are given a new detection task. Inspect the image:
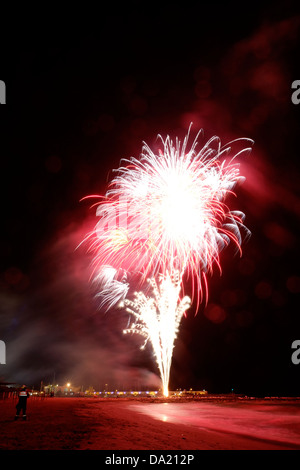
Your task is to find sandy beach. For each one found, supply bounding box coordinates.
[1,396,300,451]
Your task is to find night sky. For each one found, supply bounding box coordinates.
[1,2,300,396]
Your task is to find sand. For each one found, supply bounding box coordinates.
[1,396,300,451]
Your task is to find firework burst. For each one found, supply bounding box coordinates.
[84,126,252,396]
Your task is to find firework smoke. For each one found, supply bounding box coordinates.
[85,126,252,396]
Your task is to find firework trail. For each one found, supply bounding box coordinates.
[84,126,252,396]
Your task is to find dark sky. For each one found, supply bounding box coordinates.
[0,3,300,396]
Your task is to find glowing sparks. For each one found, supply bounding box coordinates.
[85,126,252,396]
[123,272,191,397]
[93,266,129,312]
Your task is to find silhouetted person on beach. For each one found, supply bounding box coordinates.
[15,385,29,420]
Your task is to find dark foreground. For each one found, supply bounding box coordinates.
[1,396,300,450]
